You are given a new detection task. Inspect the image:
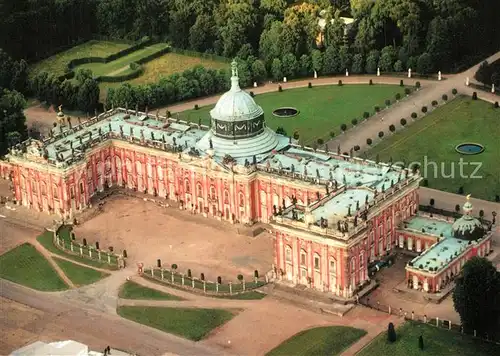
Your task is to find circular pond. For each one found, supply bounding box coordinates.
[455,143,485,155]
[272,107,300,118]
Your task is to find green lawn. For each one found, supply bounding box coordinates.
[178,84,407,145]
[30,40,130,77]
[53,257,109,286]
[116,306,235,341]
[74,43,169,77]
[366,96,500,201]
[358,321,500,356]
[119,281,184,300]
[36,231,118,270]
[266,326,367,356]
[0,243,68,291]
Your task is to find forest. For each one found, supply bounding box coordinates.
[0,0,499,155]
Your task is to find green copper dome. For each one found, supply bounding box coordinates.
[452,197,485,241]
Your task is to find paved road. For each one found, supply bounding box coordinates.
[0,280,228,356]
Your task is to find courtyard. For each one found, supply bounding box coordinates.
[178,84,408,145]
[72,196,273,281]
[366,96,500,201]
[361,253,460,324]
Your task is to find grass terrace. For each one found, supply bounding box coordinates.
[0,243,68,291]
[366,97,500,201]
[116,306,235,341]
[266,326,367,356]
[178,84,408,145]
[29,40,130,77]
[358,321,500,356]
[74,43,169,77]
[118,280,184,301]
[53,257,109,286]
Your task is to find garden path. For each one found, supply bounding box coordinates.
[30,239,76,289]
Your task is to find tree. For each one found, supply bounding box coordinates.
[0,89,27,156]
[77,78,100,113]
[387,322,397,342]
[260,0,287,15]
[453,257,500,335]
[339,46,353,72]
[378,46,396,72]
[474,61,492,85]
[259,21,284,65]
[271,58,283,81]
[394,60,404,72]
[417,53,433,75]
[352,53,364,74]
[389,124,395,132]
[365,50,379,74]
[189,14,216,52]
[323,46,340,75]
[282,53,298,79]
[251,60,267,83]
[311,50,324,74]
[298,54,311,77]
[400,118,407,126]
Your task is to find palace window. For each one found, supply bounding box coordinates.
[31,182,38,195]
[329,259,336,275]
[224,190,230,204]
[285,246,292,262]
[359,252,364,268]
[53,185,58,199]
[369,232,374,245]
[185,180,191,194]
[197,184,202,198]
[351,257,356,272]
[20,176,25,189]
[70,187,75,199]
[300,250,307,266]
[239,193,245,207]
[314,254,320,270]
[386,218,391,231]
[379,225,383,237]
[41,183,46,195]
[80,182,84,194]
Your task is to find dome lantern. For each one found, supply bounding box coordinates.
[452,194,485,241]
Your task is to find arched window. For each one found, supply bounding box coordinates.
[53,185,58,199]
[224,190,230,204]
[285,245,292,262]
[157,165,163,180]
[210,186,216,199]
[41,182,47,195]
[239,192,245,207]
[300,249,307,266]
[313,253,320,270]
[386,218,391,231]
[185,180,191,194]
[260,190,267,205]
[20,175,25,189]
[359,252,364,268]
[196,183,203,197]
[351,257,356,271]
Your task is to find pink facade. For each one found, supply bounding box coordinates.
[406,237,492,293]
[272,185,420,297]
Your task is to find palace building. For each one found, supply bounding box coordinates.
[4,60,487,299]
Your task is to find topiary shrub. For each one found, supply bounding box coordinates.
[400,79,404,86]
[123,249,127,258]
[378,131,384,138]
[442,94,448,101]
[404,88,411,95]
[249,91,255,97]
[352,118,358,125]
[387,322,397,343]
[157,259,161,268]
[385,99,391,107]
[395,93,401,101]
[187,269,192,278]
[254,270,259,278]
[83,238,87,246]
[200,272,205,281]
[366,138,372,145]
[411,112,417,119]
[432,100,438,107]
[472,91,477,100]
[415,81,421,89]
[237,274,244,282]
[421,106,428,113]
[452,88,457,95]
[422,179,428,187]
[389,124,396,132]
[278,85,283,92]
[171,263,178,270]
[363,111,370,119]
[308,82,312,88]
[194,104,199,110]
[217,276,222,284]
[354,145,360,151]
[400,118,407,126]
[458,186,464,194]
[369,79,373,85]
[317,138,324,145]
[374,106,380,113]
[494,101,499,108]
[338,80,343,86]
[341,123,347,131]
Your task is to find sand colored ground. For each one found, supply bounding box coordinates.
[73,196,273,281]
